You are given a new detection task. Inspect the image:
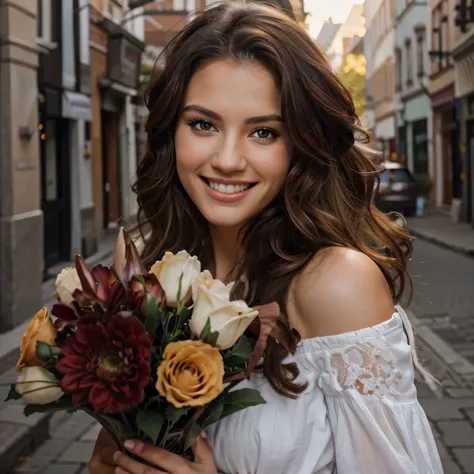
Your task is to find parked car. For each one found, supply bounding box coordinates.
[375,162,417,216]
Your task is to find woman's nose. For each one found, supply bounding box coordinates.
[210,136,246,173]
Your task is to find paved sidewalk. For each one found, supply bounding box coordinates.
[0,230,118,474]
[407,215,474,256]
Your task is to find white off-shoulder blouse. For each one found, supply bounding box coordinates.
[206,306,443,474]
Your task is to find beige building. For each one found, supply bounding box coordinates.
[364,0,397,159]
[326,4,366,72]
[0,1,43,331]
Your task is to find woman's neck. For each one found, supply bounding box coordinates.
[209,224,242,282]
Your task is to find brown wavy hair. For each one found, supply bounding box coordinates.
[132,1,414,398]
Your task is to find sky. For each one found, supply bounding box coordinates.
[304,0,364,38]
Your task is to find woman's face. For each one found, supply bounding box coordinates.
[175,58,294,229]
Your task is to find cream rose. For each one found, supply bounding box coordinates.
[190,271,259,350]
[16,308,57,371]
[55,267,82,307]
[16,366,63,405]
[149,251,201,308]
[156,340,224,408]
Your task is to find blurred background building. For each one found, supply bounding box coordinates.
[0,0,307,333]
[1,0,473,329]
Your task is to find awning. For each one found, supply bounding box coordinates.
[62,91,92,121]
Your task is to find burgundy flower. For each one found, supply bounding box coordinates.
[57,313,151,413]
[130,273,166,316]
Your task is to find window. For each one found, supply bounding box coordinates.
[405,38,413,86]
[415,27,426,78]
[37,0,57,46]
[395,47,402,91]
[431,0,450,74]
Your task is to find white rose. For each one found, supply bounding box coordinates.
[55,267,82,307]
[149,251,201,308]
[190,271,258,350]
[16,366,63,405]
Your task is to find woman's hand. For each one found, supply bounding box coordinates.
[113,432,218,474]
[88,428,118,474]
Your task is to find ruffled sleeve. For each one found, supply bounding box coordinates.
[305,307,443,474]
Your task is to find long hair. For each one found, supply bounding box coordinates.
[133,1,413,398]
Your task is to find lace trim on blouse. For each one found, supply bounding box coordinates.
[330,342,403,399]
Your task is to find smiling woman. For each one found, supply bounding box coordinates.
[174,59,293,226]
[89,2,443,474]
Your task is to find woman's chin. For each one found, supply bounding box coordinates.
[200,209,254,229]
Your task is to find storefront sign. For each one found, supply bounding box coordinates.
[108,34,142,90]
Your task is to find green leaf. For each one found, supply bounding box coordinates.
[223,335,253,367]
[23,396,75,417]
[165,405,191,426]
[144,293,161,337]
[199,318,220,347]
[220,388,266,419]
[4,384,22,402]
[177,306,192,327]
[36,341,54,362]
[136,410,164,444]
[199,402,224,430]
[184,422,203,452]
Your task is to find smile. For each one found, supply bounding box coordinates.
[201,178,257,203]
[208,181,251,194]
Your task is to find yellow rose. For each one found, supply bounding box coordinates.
[149,251,201,308]
[190,271,258,350]
[16,366,63,404]
[16,307,57,371]
[156,340,224,408]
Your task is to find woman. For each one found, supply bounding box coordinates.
[89,2,442,473]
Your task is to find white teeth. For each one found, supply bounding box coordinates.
[208,181,251,194]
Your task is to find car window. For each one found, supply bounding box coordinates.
[380,169,413,184]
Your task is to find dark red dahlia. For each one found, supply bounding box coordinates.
[57,313,151,413]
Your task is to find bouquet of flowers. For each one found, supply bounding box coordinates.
[6,229,280,456]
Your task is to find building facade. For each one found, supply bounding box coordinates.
[451,0,474,224]
[364,0,397,159]
[0,1,43,331]
[37,0,95,272]
[326,4,366,72]
[394,0,432,184]
[89,0,145,239]
[428,0,461,216]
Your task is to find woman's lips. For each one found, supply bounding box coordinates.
[202,178,255,203]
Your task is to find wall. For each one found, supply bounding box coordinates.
[90,22,108,236]
[364,0,396,140]
[0,0,43,331]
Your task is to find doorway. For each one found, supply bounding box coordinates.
[40,119,71,270]
[101,110,121,230]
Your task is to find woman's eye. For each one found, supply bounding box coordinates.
[251,128,277,141]
[188,119,216,132]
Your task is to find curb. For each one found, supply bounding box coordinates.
[408,309,474,388]
[408,227,474,258]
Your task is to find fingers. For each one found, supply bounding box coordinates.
[192,432,214,465]
[115,440,189,473]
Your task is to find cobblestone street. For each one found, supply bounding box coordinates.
[1,239,474,473]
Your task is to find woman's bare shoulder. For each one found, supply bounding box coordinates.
[289,247,395,339]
